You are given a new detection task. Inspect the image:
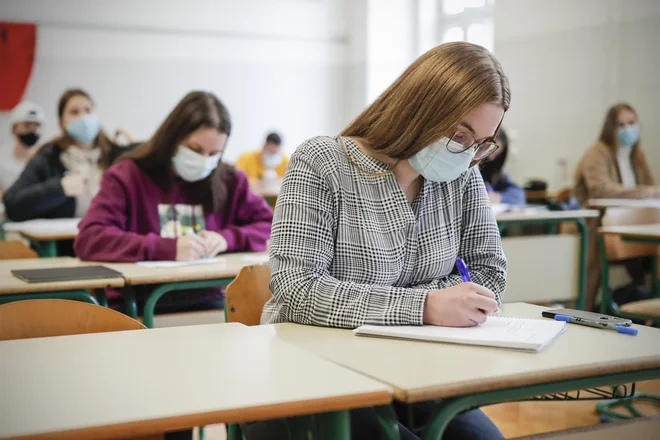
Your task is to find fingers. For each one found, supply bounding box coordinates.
[468,283,496,300]
[469,292,499,314]
[468,309,488,325]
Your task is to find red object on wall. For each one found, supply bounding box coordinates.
[0,22,37,111]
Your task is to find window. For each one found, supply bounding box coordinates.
[418,0,496,54]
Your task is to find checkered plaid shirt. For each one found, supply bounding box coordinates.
[261,136,506,328]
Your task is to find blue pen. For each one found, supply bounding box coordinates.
[555,314,638,336]
[456,258,472,282]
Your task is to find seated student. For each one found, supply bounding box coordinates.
[255,42,508,440]
[0,101,45,197]
[74,91,273,313]
[480,128,526,205]
[235,132,289,180]
[574,103,660,309]
[3,88,134,222]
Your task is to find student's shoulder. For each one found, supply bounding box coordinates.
[104,159,147,182]
[292,136,346,175]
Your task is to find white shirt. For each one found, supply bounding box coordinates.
[617,145,636,189]
[0,144,27,192]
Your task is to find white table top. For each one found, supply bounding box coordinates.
[588,198,660,209]
[2,218,80,240]
[0,323,391,440]
[496,209,599,222]
[103,252,269,285]
[256,303,660,403]
[249,178,282,198]
[599,223,660,240]
[0,257,125,295]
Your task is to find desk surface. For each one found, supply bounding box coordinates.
[103,252,269,285]
[258,303,660,403]
[0,257,125,295]
[599,223,660,240]
[0,323,391,440]
[588,198,660,209]
[3,218,80,241]
[496,209,599,222]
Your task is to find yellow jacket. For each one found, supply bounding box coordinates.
[236,151,289,180]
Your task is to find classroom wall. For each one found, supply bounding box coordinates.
[495,0,660,191]
[0,0,350,162]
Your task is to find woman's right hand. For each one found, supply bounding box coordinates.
[61,173,86,197]
[176,234,206,261]
[423,283,499,327]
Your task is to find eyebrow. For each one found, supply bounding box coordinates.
[459,121,476,135]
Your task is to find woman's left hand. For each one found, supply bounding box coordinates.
[199,230,228,257]
[114,128,137,144]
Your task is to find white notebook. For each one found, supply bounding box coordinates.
[354,316,566,352]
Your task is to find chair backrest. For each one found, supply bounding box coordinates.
[602,207,660,261]
[225,263,272,326]
[0,299,146,341]
[0,240,38,260]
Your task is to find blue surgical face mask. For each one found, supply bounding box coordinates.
[409,137,476,182]
[618,124,640,147]
[172,145,222,182]
[66,115,101,145]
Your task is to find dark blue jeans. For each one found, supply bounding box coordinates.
[241,403,503,440]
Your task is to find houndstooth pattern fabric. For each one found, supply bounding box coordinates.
[261,136,506,328]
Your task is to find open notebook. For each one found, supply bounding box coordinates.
[354,316,566,352]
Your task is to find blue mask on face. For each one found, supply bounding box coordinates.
[409,137,476,182]
[66,115,101,145]
[618,124,640,147]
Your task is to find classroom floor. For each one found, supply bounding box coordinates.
[194,380,660,440]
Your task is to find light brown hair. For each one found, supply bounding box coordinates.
[120,91,233,213]
[341,42,510,160]
[599,103,639,150]
[53,88,119,170]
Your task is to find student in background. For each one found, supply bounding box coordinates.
[0,101,45,197]
[256,42,507,440]
[236,132,289,180]
[480,128,526,205]
[574,103,660,309]
[3,88,134,222]
[74,92,272,304]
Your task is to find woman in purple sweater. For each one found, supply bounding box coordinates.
[75,91,273,314]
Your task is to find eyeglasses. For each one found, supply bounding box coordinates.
[446,131,499,161]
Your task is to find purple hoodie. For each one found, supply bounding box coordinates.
[75,160,273,262]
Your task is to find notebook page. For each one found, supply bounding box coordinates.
[355,316,565,351]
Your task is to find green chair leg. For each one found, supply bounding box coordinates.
[226,424,242,440]
[596,393,660,421]
[198,426,205,440]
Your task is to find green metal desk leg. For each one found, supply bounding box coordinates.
[94,289,108,308]
[576,218,588,310]
[31,239,58,257]
[375,405,401,440]
[599,234,612,315]
[142,278,234,328]
[652,254,659,297]
[121,287,138,318]
[317,410,350,440]
[0,290,99,305]
[421,368,660,440]
[226,424,242,440]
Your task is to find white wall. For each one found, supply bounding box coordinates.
[0,0,351,162]
[495,0,660,190]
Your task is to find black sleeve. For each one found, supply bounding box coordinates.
[3,152,72,222]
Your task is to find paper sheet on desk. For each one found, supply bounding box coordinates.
[136,254,269,269]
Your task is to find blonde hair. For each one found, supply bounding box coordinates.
[341,42,510,160]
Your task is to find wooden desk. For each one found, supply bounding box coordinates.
[0,257,124,305]
[589,199,660,209]
[600,224,660,245]
[103,252,269,327]
[0,323,392,440]
[496,210,599,309]
[2,218,80,257]
[257,303,660,438]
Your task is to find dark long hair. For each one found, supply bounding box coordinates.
[53,88,118,170]
[119,91,233,213]
[480,128,509,185]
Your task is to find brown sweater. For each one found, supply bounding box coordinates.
[574,141,660,203]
